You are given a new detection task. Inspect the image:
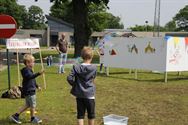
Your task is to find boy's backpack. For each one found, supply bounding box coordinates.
[1,91,10,98]
[1,86,23,99]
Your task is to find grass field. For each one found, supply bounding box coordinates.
[0,51,188,125]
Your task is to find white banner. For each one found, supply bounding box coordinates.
[104,37,188,72]
[6,38,40,49]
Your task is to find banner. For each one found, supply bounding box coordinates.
[104,37,188,72]
[6,38,40,49]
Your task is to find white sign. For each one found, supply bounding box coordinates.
[166,37,188,71]
[104,37,188,72]
[6,38,40,49]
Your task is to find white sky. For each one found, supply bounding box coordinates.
[17,0,188,28]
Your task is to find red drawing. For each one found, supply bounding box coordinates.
[109,49,117,55]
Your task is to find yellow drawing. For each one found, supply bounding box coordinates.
[174,37,180,48]
[145,42,155,53]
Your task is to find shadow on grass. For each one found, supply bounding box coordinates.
[0,118,13,125]
[0,88,8,93]
[104,72,188,83]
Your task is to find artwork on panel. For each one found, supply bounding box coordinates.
[127,44,138,54]
[109,49,117,56]
[145,42,155,53]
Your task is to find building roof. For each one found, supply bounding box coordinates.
[45,15,74,28]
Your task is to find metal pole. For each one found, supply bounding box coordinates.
[157,0,161,37]
[6,47,11,90]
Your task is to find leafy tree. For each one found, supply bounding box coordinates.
[24,5,46,29]
[50,0,124,57]
[50,0,73,23]
[0,0,27,28]
[88,3,123,31]
[130,25,166,32]
[173,5,188,31]
[164,20,177,31]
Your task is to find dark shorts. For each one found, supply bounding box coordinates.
[76,98,95,119]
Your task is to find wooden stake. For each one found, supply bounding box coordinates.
[39,47,46,89]
[164,72,168,83]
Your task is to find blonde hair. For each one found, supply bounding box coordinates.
[23,54,35,65]
[81,47,93,60]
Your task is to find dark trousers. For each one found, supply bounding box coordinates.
[76,98,95,119]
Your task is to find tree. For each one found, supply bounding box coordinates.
[88,3,124,31]
[129,25,166,32]
[0,0,27,28]
[173,5,188,31]
[24,5,46,29]
[164,20,176,31]
[49,0,124,57]
[50,0,73,23]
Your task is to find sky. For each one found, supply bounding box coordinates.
[17,0,188,28]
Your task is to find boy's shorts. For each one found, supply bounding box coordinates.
[25,95,36,108]
[76,98,95,119]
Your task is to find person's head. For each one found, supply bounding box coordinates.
[61,33,66,39]
[81,47,93,62]
[23,54,35,68]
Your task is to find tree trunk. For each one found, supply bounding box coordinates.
[72,0,91,57]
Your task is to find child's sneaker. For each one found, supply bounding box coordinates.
[31,117,42,124]
[10,114,22,124]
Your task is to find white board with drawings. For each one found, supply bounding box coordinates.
[104,37,188,72]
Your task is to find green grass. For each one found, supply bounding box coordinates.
[0,65,188,125]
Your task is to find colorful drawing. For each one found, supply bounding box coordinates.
[109,49,117,55]
[185,37,188,53]
[145,42,155,53]
[127,44,138,54]
[169,49,181,65]
[173,37,180,48]
[131,44,138,54]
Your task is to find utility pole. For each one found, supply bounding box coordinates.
[153,0,161,37]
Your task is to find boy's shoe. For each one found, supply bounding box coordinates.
[10,115,22,124]
[31,117,42,124]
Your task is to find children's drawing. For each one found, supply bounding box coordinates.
[169,48,181,65]
[185,38,188,53]
[127,44,138,54]
[145,42,155,53]
[109,49,117,56]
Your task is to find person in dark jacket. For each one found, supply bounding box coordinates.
[10,54,44,124]
[67,47,97,125]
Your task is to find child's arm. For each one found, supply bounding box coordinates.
[67,65,76,86]
[22,69,43,80]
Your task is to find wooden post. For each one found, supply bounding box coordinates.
[39,47,46,89]
[129,69,132,74]
[16,49,21,86]
[134,69,137,79]
[164,72,168,83]
[106,67,109,76]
